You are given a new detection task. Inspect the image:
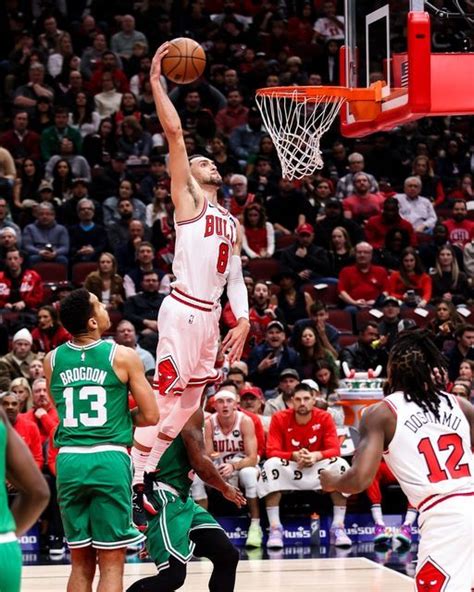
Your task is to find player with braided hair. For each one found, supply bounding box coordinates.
[321,329,474,591]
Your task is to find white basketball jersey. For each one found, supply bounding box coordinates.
[383,391,474,509]
[210,411,246,465]
[172,199,237,302]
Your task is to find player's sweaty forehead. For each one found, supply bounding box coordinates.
[190,156,213,167]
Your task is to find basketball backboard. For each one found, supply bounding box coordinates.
[340,0,474,136]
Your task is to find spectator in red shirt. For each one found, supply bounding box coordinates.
[228,174,256,220]
[365,197,417,249]
[88,50,130,94]
[31,305,71,354]
[0,248,44,311]
[215,89,249,137]
[387,246,432,308]
[442,199,474,249]
[338,242,389,312]
[1,391,43,468]
[342,172,384,224]
[0,111,41,166]
[22,377,59,445]
[257,384,351,549]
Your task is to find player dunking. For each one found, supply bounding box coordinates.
[321,329,474,592]
[44,289,159,592]
[131,42,249,521]
[0,407,49,592]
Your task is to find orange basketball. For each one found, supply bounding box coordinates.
[161,37,206,84]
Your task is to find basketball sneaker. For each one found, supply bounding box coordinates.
[142,471,159,516]
[266,525,284,548]
[394,524,412,548]
[329,526,352,548]
[373,524,392,546]
[132,484,148,532]
[246,522,263,548]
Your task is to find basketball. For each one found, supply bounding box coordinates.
[161,37,206,84]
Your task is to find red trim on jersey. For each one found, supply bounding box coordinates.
[170,292,212,312]
[188,372,220,385]
[383,399,398,417]
[173,287,213,305]
[176,199,207,226]
[418,491,474,513]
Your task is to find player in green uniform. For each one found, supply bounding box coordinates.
[43,288,159,592]
[0,407,49,592]
[127,404,246,592]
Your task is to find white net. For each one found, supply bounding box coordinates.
[255,89,346,180]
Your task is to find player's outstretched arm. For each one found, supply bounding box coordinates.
[150,43,199,214]
[114,346,159,427]
[183,408,246,508]
[320,403,389,494]
[2,408,50,535]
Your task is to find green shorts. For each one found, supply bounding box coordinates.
[56,448,145,550]
[146,487,222,572]
[0,538,22,592]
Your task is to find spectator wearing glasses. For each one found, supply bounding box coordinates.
[227,174,256,220]
[395,176,437,234]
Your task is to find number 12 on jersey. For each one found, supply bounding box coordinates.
[63,386,108,427]
[418,433,471,483]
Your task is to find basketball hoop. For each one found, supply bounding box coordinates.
[255,85,382,180]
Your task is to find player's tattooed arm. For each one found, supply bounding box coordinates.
[182,409,246,507]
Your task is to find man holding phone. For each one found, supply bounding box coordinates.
[22,203,69,266]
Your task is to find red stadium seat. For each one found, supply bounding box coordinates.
[355,309,378,332]
[339,334,358,348]
[401,307,434,328]
[327,309,353,333]
[72,262,98,286]
[32,262,68,283]
[246,258,281,281]
[312,283,339,308]
[275,234,297,250]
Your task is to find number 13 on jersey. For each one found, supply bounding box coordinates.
[63,386,108,427]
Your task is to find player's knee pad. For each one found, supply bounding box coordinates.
[238,466,258,498]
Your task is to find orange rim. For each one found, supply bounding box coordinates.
[256,83,383,103]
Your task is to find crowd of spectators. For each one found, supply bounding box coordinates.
[1,0,474,555]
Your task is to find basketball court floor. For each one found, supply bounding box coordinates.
[22,557,414,591]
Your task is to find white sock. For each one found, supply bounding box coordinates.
[371,504,385,526]
[131,447,150,487]
[404,508,417,526]
[251,518,260,527]
[266,506,281,528]
[144,437,173,473]
[332,505,347,527]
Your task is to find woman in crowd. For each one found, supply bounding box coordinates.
[313,359,345,427]
[295,326,337,379]
[50,158,74,201]
[30,96,54,134]
[84,251,125,310]
[430,244,470,304]
[428,299,464,350]
[138,76,156,118]
[327,226,355,279]
[69,91,100,138]
[10,377,33,412]
[114,92,142,128]
[208,134,241,179]
[82,117,117,167]
[242,203,275,259]
[387,246,432,307]
[31,305,70,354]
[275,269,313,330]
[12,158,43,217]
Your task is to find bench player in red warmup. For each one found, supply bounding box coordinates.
[321,329,474,592]
[131,43,250,526]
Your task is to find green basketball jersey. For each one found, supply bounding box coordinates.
[157,436,193,499]
[0,419,16,534]
[50,340,133,448]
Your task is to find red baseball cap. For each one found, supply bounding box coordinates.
[296,223,314,235]
[240,386,265,401]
